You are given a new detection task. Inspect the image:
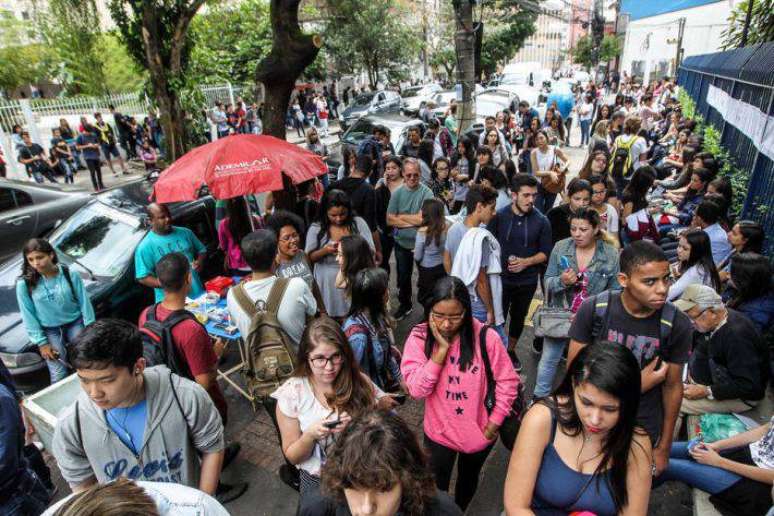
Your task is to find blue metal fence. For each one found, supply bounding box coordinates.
[677,42,774,257]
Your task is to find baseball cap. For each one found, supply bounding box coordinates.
[673,284,723,313]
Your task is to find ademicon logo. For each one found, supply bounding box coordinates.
[213,157,272,177]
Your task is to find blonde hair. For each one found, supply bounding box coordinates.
[594,119,609,138]
[623,116,642,135]
[53,479,159,516]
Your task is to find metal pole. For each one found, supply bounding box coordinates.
[740,0,754,48]
[675,17,686,75]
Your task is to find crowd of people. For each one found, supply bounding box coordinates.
[8,106,163,189]
[2,74,773,516]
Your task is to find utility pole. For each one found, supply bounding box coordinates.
[675,17,686,75]
[591,0,604,67]
[453,0,476,135]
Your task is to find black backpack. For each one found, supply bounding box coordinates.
[140,304,197,380]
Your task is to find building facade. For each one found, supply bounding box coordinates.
[511,0,571,71]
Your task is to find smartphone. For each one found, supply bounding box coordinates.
[323,418,341,429]
[560,255,572,270]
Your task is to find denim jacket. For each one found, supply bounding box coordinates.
[544,238,620,308]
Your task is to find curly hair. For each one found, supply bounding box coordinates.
[322,410,436,515]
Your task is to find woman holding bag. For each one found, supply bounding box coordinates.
[401,276,519,511]
[534,208,619,399]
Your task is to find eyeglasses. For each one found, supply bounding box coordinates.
[309,353,344,369]
[404,173,420,179]
[279,233,300,242]
[431,311,465,323]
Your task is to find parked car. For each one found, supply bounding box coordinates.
[0,179,91,263]
[339,90,402,131]
[0,179,222,393]
[401,83,443,116]
[326,114,427,178]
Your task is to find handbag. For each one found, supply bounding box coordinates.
[532,283,574,339]
[539,150,566,194]
[480,325,526,450]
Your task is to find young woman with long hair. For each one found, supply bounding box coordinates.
[450,137,476,213]
[590,103,612,136]
[546,177,592,245]
[342,268,403,393]
[335,234,376,301]
[619,166,660,243]
[319,410,462,516]
[656,145,697,191]
[429,157,453,208]
[668,229,722,301]
[414,199,449,307]
[718,220,765,282]
[587,119,609,155]
[535,207,620,398]
[483,128,509,170]
[306,190,374,319]
[530,130,570,214]
[375,156,404,277]
[589,176,620,248]
[723,253,774,334]
[401,276,519,510]
[16,238,95,383]
[504,344,652,516]
[218,197,261,275]
[272,316,391,500]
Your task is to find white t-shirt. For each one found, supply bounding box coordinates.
[750,416,774,470]
[578,101,594,121]
[599,203,619,235]
[271,376,387,476]
[617,134,648,171]
[226,275,317,347]
[43,481,229,516]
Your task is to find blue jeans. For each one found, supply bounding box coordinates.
[0,470,50,516]
[658,442,741,494]
[471,307,508,348]
[42,318,84,383]
[580,119,591,145]
[534,336,566,398]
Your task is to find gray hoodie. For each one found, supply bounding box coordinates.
[52,366,224,489]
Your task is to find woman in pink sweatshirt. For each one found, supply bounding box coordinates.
[401,276,519,511]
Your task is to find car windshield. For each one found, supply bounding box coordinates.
[353,93,375,107]
[501,74,529,86]
[402,88,421,98]
[342,119,376,145]
[49,202,146,278]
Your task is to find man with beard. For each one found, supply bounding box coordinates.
[486,174,551,370]
[135,203,207,302]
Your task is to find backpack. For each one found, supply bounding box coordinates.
[590,291,676,350]
[231,278,296,401]
[140,304,196,380]
[608,135,637,180]
[344,319,401,392]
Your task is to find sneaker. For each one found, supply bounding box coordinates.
[278,463,300,492]
[393,305,413,321]
[222,442,241,470]
[215,481,248,504]
[508,350,523,372]
[531,337,543,355]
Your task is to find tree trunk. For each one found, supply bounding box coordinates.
[256,0,322,139]
[454,2,476,134]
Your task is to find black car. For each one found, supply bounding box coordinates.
[0,179,223,393]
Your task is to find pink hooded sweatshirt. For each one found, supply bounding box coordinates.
[401,319,519,453]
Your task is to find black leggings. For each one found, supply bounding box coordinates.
[501,282,538,344]
[424,436,494,511]
[85,159,104,191]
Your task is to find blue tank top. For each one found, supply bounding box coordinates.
[531,409,617,516]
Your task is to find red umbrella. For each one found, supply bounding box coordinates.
[151,134,327,203]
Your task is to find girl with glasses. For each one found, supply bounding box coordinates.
[401,276,519,511]
[272,316,391,507]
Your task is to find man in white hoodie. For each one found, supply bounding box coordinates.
[444,184,507,346]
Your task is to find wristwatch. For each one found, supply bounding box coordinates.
[706,386,714,400]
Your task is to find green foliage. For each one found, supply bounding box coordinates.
[325,0,423,88]
[100,32,147,93]
[188,0,272,85]
[721,0,774,50]
[679,90,752,217]
[0,11,55,95]
[38,0,107,95]
[430,46,456,80]
[479,0,539,78]
[571,34,622,71]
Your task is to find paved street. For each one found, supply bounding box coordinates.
[41,122,693,515]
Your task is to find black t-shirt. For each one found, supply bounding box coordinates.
[546,203,572,245]
[569,293,692,444]
[18,144,46,173]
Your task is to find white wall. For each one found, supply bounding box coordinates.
[620,0,742,84]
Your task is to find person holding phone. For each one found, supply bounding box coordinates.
[273,317,394,507]
[401,276,519,511]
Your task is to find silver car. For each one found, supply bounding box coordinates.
[0,179,91,263]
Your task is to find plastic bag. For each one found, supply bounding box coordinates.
[699,413,748,443]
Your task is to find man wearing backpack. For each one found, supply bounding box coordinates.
[137,253,246,503]
[608,115,648,197]
[566,241,693,476]
[52,320,225,495]
[225,229,316,491]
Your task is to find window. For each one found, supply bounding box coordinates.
[0,188,15,212]
[13,190,32,207]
